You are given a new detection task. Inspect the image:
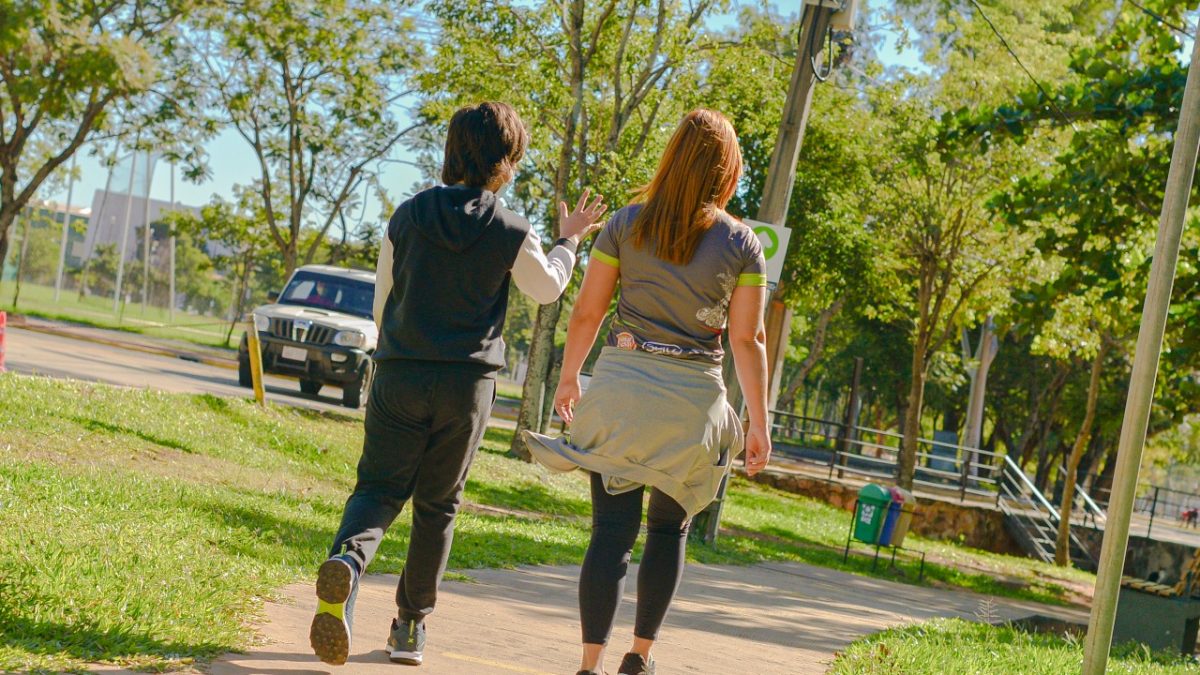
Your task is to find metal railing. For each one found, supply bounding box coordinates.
[768,409,1101,567]
[1052,462,1107,528]
[995,455,1096,566]
[1092,484,1200,538]
[770,411,1004,504]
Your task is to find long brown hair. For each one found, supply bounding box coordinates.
[630,109,743,265]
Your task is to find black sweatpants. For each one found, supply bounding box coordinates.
[579,472,691,645]
[329,360,496,623]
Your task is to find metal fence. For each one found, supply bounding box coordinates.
[767,409,1106,564]
[770,411,1005,504]
[1092,484,1200,538]
[769,411,1107,518]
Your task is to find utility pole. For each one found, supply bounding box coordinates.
[697,0,853,544]
[53,155,77,302]
[1082,19,1200,675]
[169,163,177,323]
[114,144,138,313]
[759,0,848,408]
[140,154,154,313]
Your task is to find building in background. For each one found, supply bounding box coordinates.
[0,201,91,282]
[82,190,202,263]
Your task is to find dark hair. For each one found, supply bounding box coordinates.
[441,102,529,188]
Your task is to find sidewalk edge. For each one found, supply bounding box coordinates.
[14,318,238,371]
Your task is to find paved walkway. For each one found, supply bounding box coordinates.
[200,562,1085,675]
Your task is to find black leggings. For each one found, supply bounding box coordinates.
[579,472,690,645]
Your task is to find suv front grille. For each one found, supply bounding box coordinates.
[268,318,334,345]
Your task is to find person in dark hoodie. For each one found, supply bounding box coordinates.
[308,101,607,667]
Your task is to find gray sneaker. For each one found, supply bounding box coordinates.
[617,652,655,675]
[309,556,359,665]
[387,618,426,665]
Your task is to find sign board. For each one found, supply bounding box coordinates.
[745,219,792,287]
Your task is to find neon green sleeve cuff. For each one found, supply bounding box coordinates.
[592,249,620,268]
[737,273,767,287]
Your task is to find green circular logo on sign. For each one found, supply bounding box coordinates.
[754,225,780,259]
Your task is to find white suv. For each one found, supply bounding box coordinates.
[239,265,379,408]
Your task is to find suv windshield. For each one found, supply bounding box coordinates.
[279,270,374,319]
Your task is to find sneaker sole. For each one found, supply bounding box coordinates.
[310,559,354,665]
[389,650,423,665]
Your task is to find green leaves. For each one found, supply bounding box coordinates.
[0,0,194,269]
[175,0,422,272]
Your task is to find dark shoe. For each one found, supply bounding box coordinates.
[387,618,426,665]
[617,652,655,675]
[576,671,604,675]
[309,556,359,665]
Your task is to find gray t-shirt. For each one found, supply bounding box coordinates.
[593,204,767,364]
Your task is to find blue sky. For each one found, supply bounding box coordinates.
[43,3,923,233]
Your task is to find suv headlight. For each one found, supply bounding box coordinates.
[333,330,367,348]
[253,313,269,332]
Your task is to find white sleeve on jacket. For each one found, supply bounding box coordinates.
[373,235,394,330]
[511,227,575,305]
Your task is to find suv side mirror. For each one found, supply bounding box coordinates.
[267,290,280,302]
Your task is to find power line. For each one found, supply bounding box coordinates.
[1126,0,1195,39]
[967,0,1077,130]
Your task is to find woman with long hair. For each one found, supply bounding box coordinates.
[524,109,772,675]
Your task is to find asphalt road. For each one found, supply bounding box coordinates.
[4,326,361,416]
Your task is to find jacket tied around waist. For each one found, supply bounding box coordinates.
[522,346,743,518]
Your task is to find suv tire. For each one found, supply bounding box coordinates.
[300,379,322,396]
[238,352,253,388]
[343,361,373,409]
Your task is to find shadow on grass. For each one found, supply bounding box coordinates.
[465,480,592,518]
[0,605,225,665]
[70,416,196,454]
[480,427,515,453]
[440,513,591,569]
[184,487,591,573]
[182,493,346,568]
[198,393,232,414]
[287,405,362,425]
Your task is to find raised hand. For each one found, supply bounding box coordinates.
[559,188,608,242]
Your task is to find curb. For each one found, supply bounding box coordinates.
[11,314,239,371]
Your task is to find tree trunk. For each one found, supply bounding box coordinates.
[0,209,14,300]
[0,225,9,282]
[283,243,297,277]
[0,197,18,284]
[777,296,845,411]
[225,250,253,347]
[898,338,928,490]
[1016,364,1069,468]
[1055,344,1106,566]
[1081,435,1109,496]
[510,1,586,460]
[12,208,31,307]
[510,300,563,459]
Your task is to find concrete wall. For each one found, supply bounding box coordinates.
[1077,527,1198,588]
[747,469,1025,557]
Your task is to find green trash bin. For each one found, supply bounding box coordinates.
[854,483,892,544]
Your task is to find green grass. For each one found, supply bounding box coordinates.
[0,374,1092,672]
[2,281,235,349]
[494,380,524,400]
[828,618,1197,674]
